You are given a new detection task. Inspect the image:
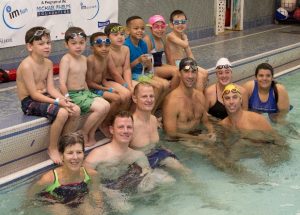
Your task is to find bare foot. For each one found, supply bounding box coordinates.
[47,148,62,164]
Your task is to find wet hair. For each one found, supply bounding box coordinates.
[255,63,279,103]
[64,26,87,42]
[111,111,134,126]
[126,15,143,26]
[25,26,50,44]
[170,10,187,22]
[133,82,153,96]
[179,57,198,71]
[90,32,107,46]
[104,23,122,36]
[58,131,85,154]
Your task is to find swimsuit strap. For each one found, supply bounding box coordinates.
[149,34,164,52]
[44,169,60,194]
[82,167,91,183]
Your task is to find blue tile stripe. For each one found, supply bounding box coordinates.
[0,122,50,140]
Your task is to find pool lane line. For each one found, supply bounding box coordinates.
[274,64,300,78]
[191,25,291,50]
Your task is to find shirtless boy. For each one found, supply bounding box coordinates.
[87,32,123,137]
[163,57,215,142]
[16,26,80,164]
[105,23,135,99]
[165,10,208,92]
[130,83,189,174]
[59,27,110,146]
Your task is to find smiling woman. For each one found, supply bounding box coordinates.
[28,132,104,214]
[243,63,290,122]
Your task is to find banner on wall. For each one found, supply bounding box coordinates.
[0,0,118,48]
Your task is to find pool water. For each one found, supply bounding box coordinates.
[0,70,300,215]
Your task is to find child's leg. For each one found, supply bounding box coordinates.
[101,92,122,137]
[151,76,170,112]
[62,104,81,135]
[49,108,69,164]
[82,97,110,146]
[155,64,180,90]
[104,81,132,110]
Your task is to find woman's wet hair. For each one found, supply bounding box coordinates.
[255,63,279,103]
[255,63,274,77]
[58,131,85,153]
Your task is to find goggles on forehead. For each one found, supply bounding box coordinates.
[222,84,241,97]
[110,26,127,34]
[67,32,87,40]
[28,29,50,43]
[216,65,231,70]
[182,64,198,72]
[152,23,167,30]
[172,19,187,25]
[92,38,111,46]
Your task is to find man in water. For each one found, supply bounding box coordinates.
[162,57,215,142]
[130,82,189,174]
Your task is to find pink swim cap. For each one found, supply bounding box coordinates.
[148,15,166,26]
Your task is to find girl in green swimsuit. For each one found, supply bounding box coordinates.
[29,132,104,214]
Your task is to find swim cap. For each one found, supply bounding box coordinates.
[148,15,166,26]
[222,84,241,97]
[179,57,198,71]
[215,57,232,68]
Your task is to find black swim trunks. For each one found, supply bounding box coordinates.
[21,95,60,123]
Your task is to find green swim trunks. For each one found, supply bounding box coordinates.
[69,90,98,114]
[137,74,154,83]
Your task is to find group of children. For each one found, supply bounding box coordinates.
[16,10,205,164]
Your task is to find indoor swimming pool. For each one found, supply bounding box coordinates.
[0,69,299,215]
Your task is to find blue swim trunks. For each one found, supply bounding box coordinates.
[21,95,60,123]
[90,89,104,97]
[147,147,177,168]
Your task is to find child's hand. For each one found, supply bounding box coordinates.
[139,54,149,64]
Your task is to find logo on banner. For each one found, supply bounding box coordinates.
[2,1,31,29]
[79,0,99,20]
[36,0,71,17]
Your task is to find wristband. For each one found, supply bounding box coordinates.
[122,83,128,88]
[54,98,60,106]
[64,93,69,98]
[108,88,114,93]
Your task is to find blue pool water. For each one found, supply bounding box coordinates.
[0,70,300,215]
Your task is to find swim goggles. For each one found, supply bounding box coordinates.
[92,38,111,46]
[110,26,127,34]
[66,32,87,40]
[28,29,50,43]
[152,23,167,30]
[182,65,198,72]
[216,65,231,70]
[222,84,241,96]
[172,19,187,25]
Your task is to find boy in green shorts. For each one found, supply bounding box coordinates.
[59,27,110,146]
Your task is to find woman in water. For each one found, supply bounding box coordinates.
[243,63,290,122]
[205,57,248,120]
[30,132,104,214]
